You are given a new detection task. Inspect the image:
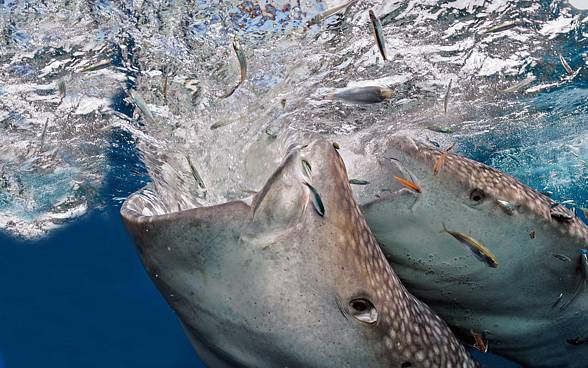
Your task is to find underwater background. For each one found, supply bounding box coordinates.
[1,0,587,367]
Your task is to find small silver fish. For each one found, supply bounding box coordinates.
[441,224,498,268]
[500,75,536,93]
[349,179,370,185]
[304,182,325,216]
[427,126,453,134]
[485,20,520,33]
[184,78,203,105]
[444,79,452,114]
[80,59,111,73]
[368,10,387,61]
[307,0,358,26]
[162,74,169,102]
[433,142,455,176]
[553,254,572,262]
[302,160,312,179]
[186,155,206,189]
[39,118,49,151]
[129,89,155,124]
[332,86,393,104]
[559,54,574,76]
[210,117,239,130]
[221,38,247,98]
[57,80,66,103]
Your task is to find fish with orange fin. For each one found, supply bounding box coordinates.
[393,175,421,193]
[441,223,498,268]
[433,142,456,176]
[471,330,488,353]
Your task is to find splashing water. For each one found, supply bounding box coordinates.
[0,0,587,238]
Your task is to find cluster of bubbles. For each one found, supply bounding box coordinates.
[0,0,586,238]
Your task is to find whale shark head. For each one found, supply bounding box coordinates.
[121,139,477,368]
[361,134,588,367]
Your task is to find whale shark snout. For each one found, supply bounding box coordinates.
[362,134,588,368]
[121,138,477,368]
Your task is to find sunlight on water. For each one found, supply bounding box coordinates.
[2,0,586,238]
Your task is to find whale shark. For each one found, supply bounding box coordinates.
[121,139,477,368]
[359,134,588,368]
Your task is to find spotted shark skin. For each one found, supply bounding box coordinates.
[121,139,477,368]
[360,134,588,368]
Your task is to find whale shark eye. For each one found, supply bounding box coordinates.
[349,298,378,324]
[469,188,486,203]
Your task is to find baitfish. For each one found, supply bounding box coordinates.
[433,142,455,176]
[221,38,247,98]
[307,0,358,26]
[441,223,498,268]
[185,155,205,189]
[368,10,388,61]
[499,75,536,93]
[443,79,452,114]
[39,118,49,152]
[304,181,325,216]
[426,126,453,134]
[129,89,155,124]
[485,20,520,33]
[349,179,370,185]
[301,159,312,178]
[331,85,393,104]
[79,59,111,73]
[559,54,574,76]
[393,175,421,193]
[471,330,488,353]
[552,254,572,262]
[57,80,66,103]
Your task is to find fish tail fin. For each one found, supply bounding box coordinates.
[440,222,449,234]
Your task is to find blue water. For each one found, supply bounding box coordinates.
[0,131,203,368]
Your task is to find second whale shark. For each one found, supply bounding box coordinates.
[357,134,588,368]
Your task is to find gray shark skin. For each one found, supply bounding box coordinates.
[121,139,477,368]
[361,134,588,368]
